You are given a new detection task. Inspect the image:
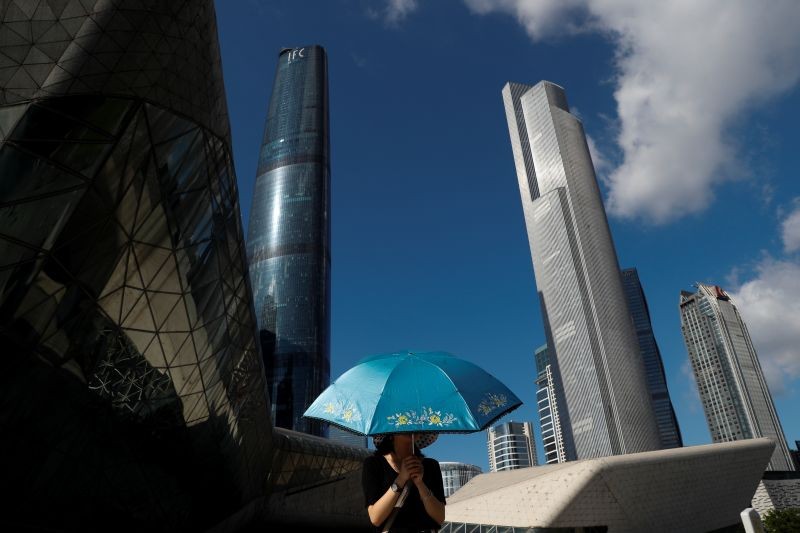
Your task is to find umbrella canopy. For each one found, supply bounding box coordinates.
[303,350,522,435]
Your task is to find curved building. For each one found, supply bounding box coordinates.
[0,1,271,530]
[440,462,482,498]
[502,81,661,459]
[247,45,330,436]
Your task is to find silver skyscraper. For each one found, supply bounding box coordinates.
[502,81,661,459]
[680,284,794,471]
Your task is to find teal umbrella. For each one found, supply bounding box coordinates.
[303,350,522,435]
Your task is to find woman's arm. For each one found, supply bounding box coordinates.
[366,457,420,527]
[366,481,403,527]
[414,480,445,525]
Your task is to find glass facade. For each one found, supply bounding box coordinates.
[247,45,330,436]
[0,1,273,530]
[621,268,683,449]
[487,421,537,471]
[680,284,794,471]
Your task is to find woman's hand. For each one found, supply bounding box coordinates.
[398,456,423,487]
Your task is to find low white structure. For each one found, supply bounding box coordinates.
[446,439,774,533]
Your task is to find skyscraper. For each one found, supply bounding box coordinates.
[679,284,794,471]
[622,268,683,449]
[487,421,537,471]
[534,344,568,463]
[247,46,330,436]
[502,80,660,459]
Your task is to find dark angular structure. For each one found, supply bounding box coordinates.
[246,45,330,436]
[0,1,272,530]
[621,268,683,449]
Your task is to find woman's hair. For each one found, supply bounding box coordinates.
[373,435,425,457]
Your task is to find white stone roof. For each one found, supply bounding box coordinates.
[445,438,775,533]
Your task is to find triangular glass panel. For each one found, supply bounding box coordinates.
[0,103,28,138]
[59,16,86,39]
[66,238,127,298]
[4,2,30,22]
[202,314,228,353]
[120,328,156,357]
[160,330,193,367]
[172,189,212,246]
[7,64,37,89]
[173,364,203,396]
[182,392,208,425]
[147,249,179,291]
[0,188,84,256]
[133,202,172,248]
[97,285,125,324]
[45,0,71,18]
[147,290,183,331]
[141,335,167,368]
[0,230,39,270]
[177,238,216,284]
[121,289,156,332]
[92,111,149,208]
[31,20,57,42]
[0,145,87,204]
[23,45,51,65]
[133,242,173,289]
[190,281,224,329]
[35,40,69,61]
[190,328,213,362]
[10,271,65,321]
[119,285,145,326]
[2,47,31,67]
[146,103,197,148]
[96,243,131,300]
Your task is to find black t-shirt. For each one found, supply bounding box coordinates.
[362,454,446,531]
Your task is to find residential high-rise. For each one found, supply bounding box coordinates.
[247,46,331,436]
[502,81,661,459]
[487,421,537,471]
[622,268,683,449]
[440,462,482,498]
[679,284,794,471]
[534,344,567,463]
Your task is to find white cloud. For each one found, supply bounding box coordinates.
[465,0,800,224]
[781,201,800,253]
[385,0,418,25]
[729,258,800,395]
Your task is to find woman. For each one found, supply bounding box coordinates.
[362,433,446,532]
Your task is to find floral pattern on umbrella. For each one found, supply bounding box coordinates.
[477,393,508,416]
[387,407,458,428]
[323,400,363,424]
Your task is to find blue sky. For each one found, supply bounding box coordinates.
[215,0,800,471]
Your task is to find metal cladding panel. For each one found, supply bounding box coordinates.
[246,45,330,436]
[505,80,660,459]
